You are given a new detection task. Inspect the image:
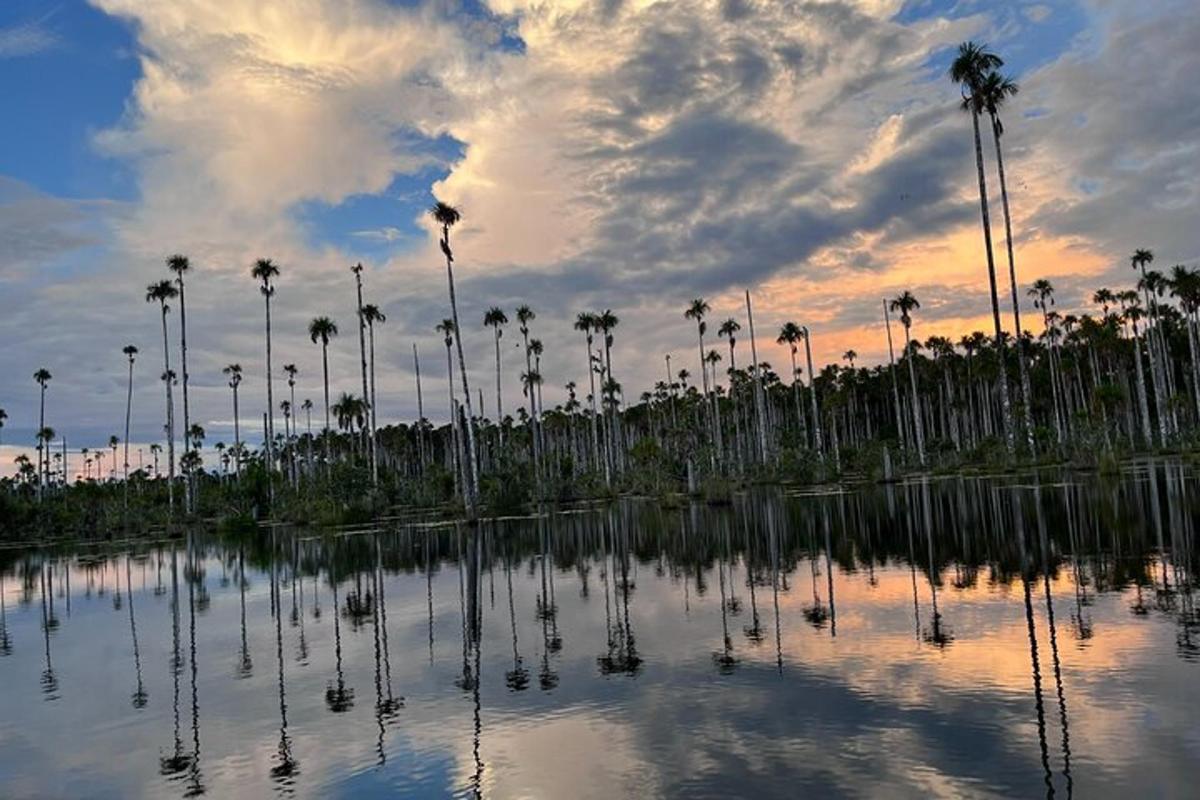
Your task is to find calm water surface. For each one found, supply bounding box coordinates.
[2,464,1198,798]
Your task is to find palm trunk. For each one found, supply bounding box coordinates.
[368,322,379,487]
[441,229,479,514]
[493,327,503,450]
[990,113,1035,454]
[177,274,192,512]
[745,290,768,463]
[232,384,241,479]
[124,356,134,509]
[413,343,426,470]
[160,305,176,512]
[803,328,823,458]
[584,333,604,481]
[1130,318,1153,447]
[264,291,276,495]
[903,324,926,466]
[970,106,1014,453]
[321,342,332,479]
[883,300,906,453]
[354,270,375,485]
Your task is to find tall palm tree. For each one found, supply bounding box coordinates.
[166,255,195,480]
[718,318,742,467]
[308,316,338,477]
[596,309,621,475]
[1028,280,1068,445]
[978,71,1035,453]
[516,305,541,476]
[776,322,807,444]
[950,41,1014,453]
[33,368,51,499]
[122,346,138,490]
[223,364,243,478]
[146,280,179,510]
[362,303,386,485]
[350,263,375,485]
[574,312,604,478]
[436,318,462,493]
[251,258,281,485]
[283,363,299,486]
[685,299,717,458]
[429,200,479,513]
[484,307,508,445]
[1131,248,1168,444]
[800,326,823,457]
[890,291,926,466]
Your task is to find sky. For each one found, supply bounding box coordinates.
[1,0,1198,475]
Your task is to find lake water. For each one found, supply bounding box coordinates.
[2,464,1198,798]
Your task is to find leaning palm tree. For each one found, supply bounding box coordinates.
[251,258,281,486]
[223,364,243,478]
[362,303,386,485]
[950,41,1014,453]
[146,280,179,510]
[484,307,508,445]
[977,70,1034,453]
[429,200,479,513]
[308,316,339,477]
[890,291,926,466]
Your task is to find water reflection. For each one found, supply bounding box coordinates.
[0,463,1198,798]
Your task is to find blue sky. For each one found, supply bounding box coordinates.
[1,0,1197,471]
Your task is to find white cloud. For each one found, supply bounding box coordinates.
[0,20,57,58]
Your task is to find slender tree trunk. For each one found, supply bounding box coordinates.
[160,305,176,512]
[124,355,134,510]
[322,342,332,479]
[883,301,907,453]
[177,275,193,514]
[745,291,768,463]
[264,291,276,499]
[903,324,926,466]
[353,270,375,485]
[369,322,379,487]
[493,327,503,450]
[584,333,604,482]
[441,230,479,514]
[414,343,426,470]
[803,329,823,458]
[232,384,241,479]
[990,114,1035,453]
[970,106,1014,453]
[1130,319,1153,447]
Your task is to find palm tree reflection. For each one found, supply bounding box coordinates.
[270,532,299,790]
[325,551,355,714]
[127,556,148,709]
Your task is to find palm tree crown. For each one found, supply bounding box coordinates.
[309,316,338,345]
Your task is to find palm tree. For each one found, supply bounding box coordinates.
[777,323,807,444]
[596,309,622,474]
[166,255,195,492]
[1028,280,1067,445]
[1131,248,1168,443]
[33,368,51,499]
[0,408,7,450]
[223,364,243,478]
[350,263,375,485]
[685,299,717,459]
[718,318,742,467]
[978,71,1034,453]
[484,307,508,446]
[362,303,386,485]
[890,291,926,466]
[122,346,138,489]
[146,280,179,510]
[108,435,120,481]
[516,305,541,476]
[308,316,339,477]
[283,363,299,486]
[301,398,314,474]
[800,326,823,458]
[429,200,479,514]
[251,258,281,487]
[950,41,1014,453]
[437,318,462,492]
[574,312,604,478]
